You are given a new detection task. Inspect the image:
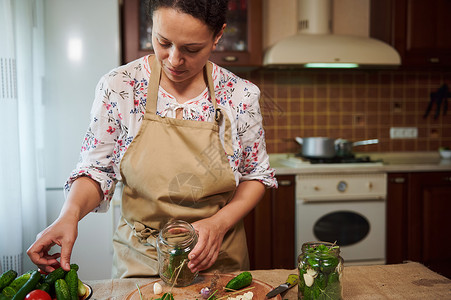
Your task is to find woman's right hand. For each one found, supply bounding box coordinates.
[27,215,78,273]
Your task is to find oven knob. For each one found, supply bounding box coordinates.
[337,181,347,192]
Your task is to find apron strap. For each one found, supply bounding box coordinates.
[148,56,161,115]
[205,62,234,156]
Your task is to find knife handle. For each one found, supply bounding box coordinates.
[287,274,299,286]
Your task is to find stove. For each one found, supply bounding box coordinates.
[278,154,384,169]
[290,153,388,266]
[296,154,383,164]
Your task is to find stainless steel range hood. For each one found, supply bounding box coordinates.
[263,0,401,68]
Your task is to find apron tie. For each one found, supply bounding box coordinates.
[161,102,198,119]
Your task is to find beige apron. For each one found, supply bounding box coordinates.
[112,56,249,278]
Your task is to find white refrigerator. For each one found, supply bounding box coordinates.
[43,0,121,280]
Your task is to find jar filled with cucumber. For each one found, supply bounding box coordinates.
[297,242,343,300]
[157,220,198,287]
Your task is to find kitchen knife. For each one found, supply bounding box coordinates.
[266,274,299,298]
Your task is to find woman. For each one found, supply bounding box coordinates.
[27,0,277,278]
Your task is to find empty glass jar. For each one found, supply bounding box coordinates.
[157,220,198,287]
[297,241,344,300]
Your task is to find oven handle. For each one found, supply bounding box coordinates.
[300,196,386,203]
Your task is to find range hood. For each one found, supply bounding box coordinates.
[263,0,401,68]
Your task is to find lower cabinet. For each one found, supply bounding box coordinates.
[387,172,451,279]
[244,175,296,270]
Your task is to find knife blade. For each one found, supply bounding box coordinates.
[266,274,299,298]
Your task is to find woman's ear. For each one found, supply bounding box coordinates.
[213,24,227,50]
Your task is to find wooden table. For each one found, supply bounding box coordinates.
[87,262,451,299]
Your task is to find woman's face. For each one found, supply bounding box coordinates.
[151,7,223,84]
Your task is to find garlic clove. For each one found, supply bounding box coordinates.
[303,273,315,287]
[153,282,163,295]
[306,268,318,278]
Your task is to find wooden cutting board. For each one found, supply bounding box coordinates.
[125,273,282,299]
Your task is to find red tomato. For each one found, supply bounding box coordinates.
[25,290,52,300]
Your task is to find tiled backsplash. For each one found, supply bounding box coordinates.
[236,68,451,154]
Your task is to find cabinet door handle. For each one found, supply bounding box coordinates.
[429,57,440,63]
[278,180,292,186]
[223,56,238,62]
[442,177,451,182]
[390,177,406,183]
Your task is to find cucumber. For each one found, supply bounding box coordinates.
[44,267,66,286]
[55,279,71,300]
[11,270,41,300]
[77,279,87,297]
[0,294,10,300]
[37,282,51,293]
[64,269,78,300]
[0,270,17,291]
[225,271,253,291]
[43,264,79,287]
[69,264,79,272]
[2,272,31,298]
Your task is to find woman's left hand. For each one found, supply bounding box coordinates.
[188,217,227,272]
[187,181,266,272]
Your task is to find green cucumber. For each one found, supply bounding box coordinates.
[11,270,41,300]
[69,264,79,272]
[43,264,79,287]
[2,272,32,298]
[77,279,87,297]
[0,270,17,291]
[37,282,51,293]
[0,294,10,300]
[64,269,78,300]
[225,271,253,291]
[44,267,66,286]
[55,279,70,300]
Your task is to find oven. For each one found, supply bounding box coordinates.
[294,170,387,266]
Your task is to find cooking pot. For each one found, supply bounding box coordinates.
[295,137,336,159]
[334,138,379,157]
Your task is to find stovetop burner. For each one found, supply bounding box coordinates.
[295,153,382,164]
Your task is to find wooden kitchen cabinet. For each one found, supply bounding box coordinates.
[121,0,263,66]
[370,0,451,68]
[386,173,409,265]
[244,175,296,270]
[386,172,451,279]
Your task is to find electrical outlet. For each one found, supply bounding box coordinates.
[390,127,418,139]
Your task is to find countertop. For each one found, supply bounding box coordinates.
[270,152,451,175]
[86,262,451,299]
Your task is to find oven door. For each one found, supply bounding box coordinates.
[296,198,386,265]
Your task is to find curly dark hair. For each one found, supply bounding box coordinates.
[147,0,229,37]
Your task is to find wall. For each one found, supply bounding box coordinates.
[257,0,450,154]
[235,68,451,154]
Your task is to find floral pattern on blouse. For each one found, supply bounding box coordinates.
[65,55,277,212]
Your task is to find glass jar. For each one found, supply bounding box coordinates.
[297,241,344,300]
[157,220,198,287]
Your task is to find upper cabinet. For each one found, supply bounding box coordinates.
[370,0,451,68]
[121,0,263,66]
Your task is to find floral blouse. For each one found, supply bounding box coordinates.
[65,55,277,212]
